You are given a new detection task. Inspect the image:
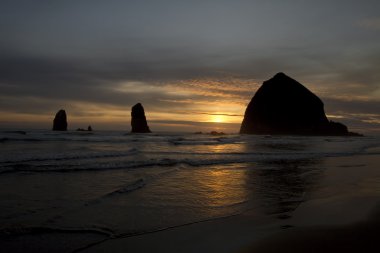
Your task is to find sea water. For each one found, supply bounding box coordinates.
[0,130,379,237]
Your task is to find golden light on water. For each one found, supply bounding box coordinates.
[196,166,249,209]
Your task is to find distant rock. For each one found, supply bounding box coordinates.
[209,131,226,136]
[131,103,151,133]
[76,125,93,132]
[240,73,360,136]
[53,109,67,131]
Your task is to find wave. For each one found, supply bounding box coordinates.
[2,146,362,165]
[0,158,182,174]
[83,179,147,207]
[0,150,367,175]
[207,199,249,210]
[168,136,242,146]
[1,133,378,175]
[2,131,367,147]
[86,168,181,206]
[0,137,43,143]
[103,179,146,197]
[0,225,114,237]
[0,130,27,135]
[0,148,139,164]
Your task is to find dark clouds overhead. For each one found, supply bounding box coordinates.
[0,0,379,132]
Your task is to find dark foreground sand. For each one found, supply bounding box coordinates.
[242,210,379,253]
[242,155,380,252]
[1,154,379,253]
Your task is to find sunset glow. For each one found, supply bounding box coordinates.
[0,1,379,134]
[209,115,227,123]
[1,2,380,252]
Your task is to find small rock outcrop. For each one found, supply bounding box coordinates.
[240,73,359,136]
[131,103,151,133]
[76,125,93,132]
[53,109,67,131]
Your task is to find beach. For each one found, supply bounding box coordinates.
[2,1,380,252]
[82,155,380,253]
[0,131,379,252]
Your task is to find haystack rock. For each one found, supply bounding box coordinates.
[131,103,151,133]
[240,73,358,135]
[53,109,67,131]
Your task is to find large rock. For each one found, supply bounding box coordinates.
[131,103,151,133]
[240,73,357,135]
[53,109,67,131]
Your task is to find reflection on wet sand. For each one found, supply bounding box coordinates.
[243,138,324,217]
[253,159,323,216]
[193,166,249,210]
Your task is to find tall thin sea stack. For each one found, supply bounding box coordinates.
[131,103,151,133]
[240,73,358,135]
[53,109,68,131]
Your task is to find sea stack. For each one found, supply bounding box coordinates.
[240,73,356,135]
[53,109,68,131]
[131,103,151,133]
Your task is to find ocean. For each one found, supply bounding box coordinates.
[1,130,379,242]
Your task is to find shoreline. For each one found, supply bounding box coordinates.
[81,198,379,253]
[1,153,379,253]
[82,154,380,253]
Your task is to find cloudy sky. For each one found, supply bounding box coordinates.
[1,0,379,133]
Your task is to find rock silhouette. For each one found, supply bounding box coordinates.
[53,109,67,131]
[76,125,93,131]
[240,73,358,135]
[131,103,151,133]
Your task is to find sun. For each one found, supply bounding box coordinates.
[210,115,226,123]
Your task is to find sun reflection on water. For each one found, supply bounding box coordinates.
[193,165,249,210]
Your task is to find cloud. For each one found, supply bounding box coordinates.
[358,17,380,30]
[323,98,380,134]
[1,1,380,132]
[1,49,379,132]
[324,98,380,116]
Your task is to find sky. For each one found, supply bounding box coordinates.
[0,0,380,133]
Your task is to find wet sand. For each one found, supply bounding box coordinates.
[83,154,380,253]
[81,199,379,253]
[242,209,379,253]
[242,153,380,253]
[1,154,379,253]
